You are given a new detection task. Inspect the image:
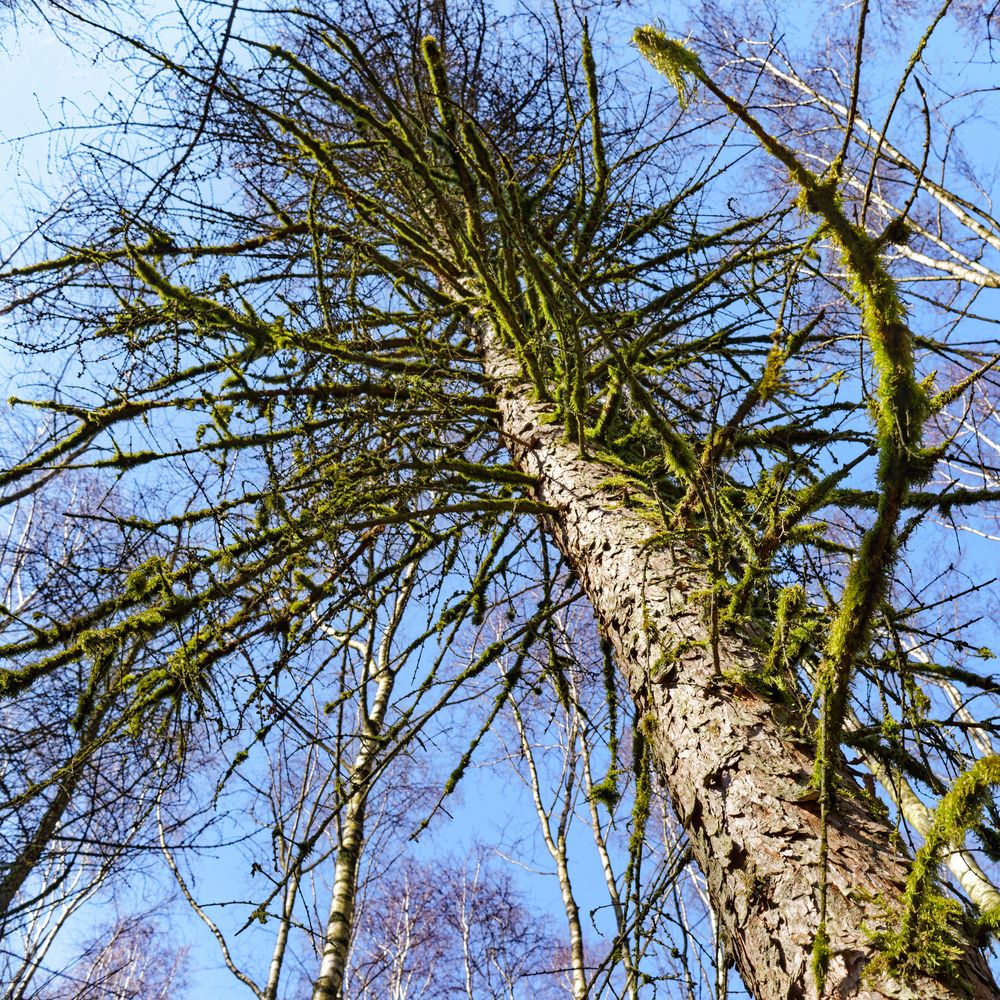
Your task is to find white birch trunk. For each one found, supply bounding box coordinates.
[311,786,367,1000]
[312,592,409,1000]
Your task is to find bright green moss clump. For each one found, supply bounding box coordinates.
[632,28,703,108]
[866,756,1000,983]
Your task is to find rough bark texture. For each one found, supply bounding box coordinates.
[480,334,998,999]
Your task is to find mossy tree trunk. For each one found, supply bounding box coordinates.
[480,328,997,999]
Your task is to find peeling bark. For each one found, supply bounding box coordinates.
[480,332,998,999]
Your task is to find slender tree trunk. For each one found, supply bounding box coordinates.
[312,703,387,999]
[263,867,300,1000]
[578,714,640,1000]
[312,786,367,1000]
[480,331,997,999]
[312,612,406,1000]
[512,702,588,998]
[553,827,588,1000]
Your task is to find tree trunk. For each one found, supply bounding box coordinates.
[263,867,300,1000]
[312,787,366,1000]
[480,331,998,999]
[512,702,588,999]
[312,634,403,1000]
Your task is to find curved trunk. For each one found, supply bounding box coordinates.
[481,332,997,999]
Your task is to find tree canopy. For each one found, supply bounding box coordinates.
[3,0,1000,996]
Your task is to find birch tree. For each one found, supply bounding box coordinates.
[37,917,188,1000]
[3,0,1000,996]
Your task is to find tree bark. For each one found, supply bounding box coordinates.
[312,603,409,1000]
[479,331,998,999]
[312,787,366,1000]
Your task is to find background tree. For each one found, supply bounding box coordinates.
[0,480,197,999]
[37,916,188,1000]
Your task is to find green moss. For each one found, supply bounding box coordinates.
[867,756,1000,982]
[653,637,707,679]
[762,585,814,689]
[624,716,653,892]
[864,890,966,984]
[590,773,622,810]
[811,921,831,996]
[722,665,793,705]
[632,28,703,108]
